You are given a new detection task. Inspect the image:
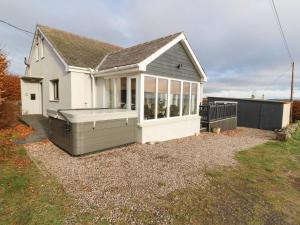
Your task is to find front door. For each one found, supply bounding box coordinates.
[21,81,42,115]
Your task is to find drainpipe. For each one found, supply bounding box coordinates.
[89,68,96,108]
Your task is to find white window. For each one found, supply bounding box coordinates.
[40,38,44,59]
[49,79,59,101]
[144,76,156,120]
[35,43,39,61]
[157,78,168,118]
[143,75,199,121]
[191,83,198,114]
[170,80,181,117]
[182,82,190,116]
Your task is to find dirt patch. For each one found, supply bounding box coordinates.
[25,127,275,222]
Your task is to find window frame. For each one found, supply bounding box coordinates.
[142,74,200,122]
[49,79,59,101]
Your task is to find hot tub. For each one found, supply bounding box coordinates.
[47,109,138,156]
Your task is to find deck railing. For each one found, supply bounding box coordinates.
[199,103,237,122]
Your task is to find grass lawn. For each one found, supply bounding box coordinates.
[0,126,109,225]
[121,127,300,225]
[1,125,300,225]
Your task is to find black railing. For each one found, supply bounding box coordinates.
[199,103,237,122]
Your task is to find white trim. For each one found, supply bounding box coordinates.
[197,83,200,115]
[155,77,158,119]
[138,33,207,82]
[126,77,131,110]
[139,74,145,123]
[68,66,91,73]
[189,82,192,115]
[113,78,117,107]
[95,64,141,77]
[95,54,109,71]
[179,80,183,116]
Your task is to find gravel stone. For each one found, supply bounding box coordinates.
[25,127,275,222]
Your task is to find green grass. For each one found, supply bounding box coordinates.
[0,144,108,225]
[121,127,300,225]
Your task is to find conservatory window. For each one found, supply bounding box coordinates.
[191,83,198,114]
[170,80,181,117]
[182,82,190,115]
[144,76,156,120]
[157,79,168,118]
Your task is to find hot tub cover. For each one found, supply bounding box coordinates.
[47,108,138,123]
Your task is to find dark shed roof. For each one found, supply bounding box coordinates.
[99,32,182,70]
[38,25,122,68]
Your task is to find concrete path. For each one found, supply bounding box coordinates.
[17,115,49,144]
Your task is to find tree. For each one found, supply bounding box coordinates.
[0,50,8,105]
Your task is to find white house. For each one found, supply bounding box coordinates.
[21,25,207,145]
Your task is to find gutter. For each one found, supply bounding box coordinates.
[94,64,141,77]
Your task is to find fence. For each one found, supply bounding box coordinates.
[199,103,237,122]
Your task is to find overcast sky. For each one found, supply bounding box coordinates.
[0,0,299,99]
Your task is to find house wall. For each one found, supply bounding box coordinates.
[24,32,71,116]
[70,71,92,108]
[146,42,201,82]
[137,116,200,143]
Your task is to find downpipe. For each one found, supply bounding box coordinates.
[89,68,96,108]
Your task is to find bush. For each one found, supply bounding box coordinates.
[3,74,20,101]
[0,50,8,105]
[293,101,300,122]
[0,50,21,128]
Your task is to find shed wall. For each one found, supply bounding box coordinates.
[208,97,289,130]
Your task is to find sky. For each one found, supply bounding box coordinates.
[0,0,299,99]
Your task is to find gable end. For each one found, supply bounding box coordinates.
[146,42,201,82]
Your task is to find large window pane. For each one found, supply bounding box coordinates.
[191,83,198,114]
[131,78,136,110]
[144,76,156,120]
[182,82,190,115]
[157,79,168,118]
[170,80,181,117]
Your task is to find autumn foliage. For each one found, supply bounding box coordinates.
[293,100,300,122]
[0,51,7,105]
[0,50,21,128]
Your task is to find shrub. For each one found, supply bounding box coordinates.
[0,50,8,105]
[293,100,300,122]
[3,74,20,101]
[0,50,21,128]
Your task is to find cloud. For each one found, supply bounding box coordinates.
[0,0,299,99]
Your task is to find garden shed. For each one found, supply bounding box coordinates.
[207,97,291,130]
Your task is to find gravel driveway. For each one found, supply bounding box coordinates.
[25,127,275,222]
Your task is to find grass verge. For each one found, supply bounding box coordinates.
[0,125,107,225]
[121,127,300,225]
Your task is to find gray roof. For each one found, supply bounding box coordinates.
[38,25,122,68]
[99,32,182,70]
[39,25,181,70]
